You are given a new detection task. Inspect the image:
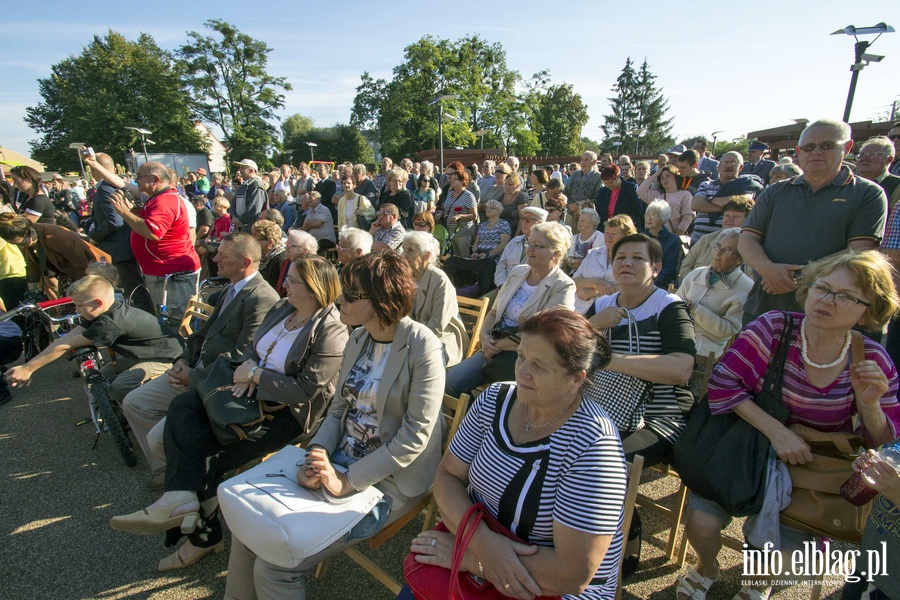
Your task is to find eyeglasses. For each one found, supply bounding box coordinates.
[341,289,371,303]
[523,240,549,250]
[521,217,541,224]
[807,283,870,307]
[413,221,429,227]
[711,243,739,257]
[797,140,846,153]
[888,134,900,141]
[858,151,889,160]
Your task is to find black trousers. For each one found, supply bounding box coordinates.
[0,276,27,311]
[163,390,303,498]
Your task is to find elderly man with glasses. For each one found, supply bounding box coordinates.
[738,118,887,324]
[856,136,900,211]
[693,137,719,180]
[477,160,496,198]
[369,203,406,251]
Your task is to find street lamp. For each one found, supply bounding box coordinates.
[304,142,317,163]
[474,129,488,150]
[831,23,894,123]
[430,94,460,170]
[628,128,647,155]
[125,127,152,163]
[710,131,723,155]
[68,142,87,181]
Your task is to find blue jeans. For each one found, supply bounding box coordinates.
[330,451,392,542]
[445,351,488,398]
[396,584,416,600]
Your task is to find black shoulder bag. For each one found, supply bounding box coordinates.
[671,313,794,517]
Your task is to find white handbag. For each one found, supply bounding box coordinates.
[218,445,384,568]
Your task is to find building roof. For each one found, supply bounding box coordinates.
[0,145,45,171]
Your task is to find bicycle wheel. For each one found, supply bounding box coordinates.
[87,375,137,468]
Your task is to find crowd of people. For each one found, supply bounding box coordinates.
[2,117,900,600]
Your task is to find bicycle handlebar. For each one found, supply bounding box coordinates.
[38,297,74,309]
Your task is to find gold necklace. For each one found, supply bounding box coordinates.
[524,397,578,432]
[259,314,307,369]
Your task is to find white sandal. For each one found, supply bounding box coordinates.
[675,564,720,600]
[731,585,771,600]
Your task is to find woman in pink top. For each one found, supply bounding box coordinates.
[637,164,694,236]
[675,250,900,600]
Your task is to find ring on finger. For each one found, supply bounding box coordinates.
[430,538,436,547]
[503,583,511,589]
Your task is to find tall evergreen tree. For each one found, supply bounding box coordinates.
[601,57,673,155]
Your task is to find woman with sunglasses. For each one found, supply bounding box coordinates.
[223,251,446,599]
[8,165,54,224]
[445,221,575,398]
[109,255,349,573]
[676,250,900,600]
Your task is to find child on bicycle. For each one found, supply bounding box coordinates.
[4,275,183,404]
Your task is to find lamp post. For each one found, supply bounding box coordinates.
[430,94,460,171]
[831,23,894,123]
[304,142,317,163]
[125,127,152,163]
[629,128,647,156]
[68,142,87,181]
[710,131,723,156]
[474,129,488,149]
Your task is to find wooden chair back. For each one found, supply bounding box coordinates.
[178,295,215,338]
[456,295,490,358]
[616,454,645,600]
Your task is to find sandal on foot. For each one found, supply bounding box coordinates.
[675,564,720,600]
[731,585,771,600]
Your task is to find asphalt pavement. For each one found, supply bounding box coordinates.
[0,359,848,599]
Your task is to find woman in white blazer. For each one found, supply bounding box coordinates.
[335,173,375,230]
[224,251,446,600]
[445,221,576,398]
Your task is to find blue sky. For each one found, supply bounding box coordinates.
[2,1,898,159]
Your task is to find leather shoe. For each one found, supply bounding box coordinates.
[157,540,225,572]
[110,502,200,535]
[145,472,165,491]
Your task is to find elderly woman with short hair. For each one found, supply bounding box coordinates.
[379,167,413,228]
[642,200,680,290]
[767,162,803,184]
[676,228,754,358]
[251,219,287,290]
[569,207,603,271]
[634,161,651,186]
[402,231,469,367]
[445,222,576,397]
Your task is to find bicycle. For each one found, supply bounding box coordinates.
[0,297,137,467]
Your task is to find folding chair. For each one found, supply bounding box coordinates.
[177,295,215,338]
[455,295,490,358]
[314,393,471,594]
[616,454,645,600]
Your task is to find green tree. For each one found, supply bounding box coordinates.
[24,30,206,171]
[601,57,673,156]
[350,73,387,131]
[533,84,589,156]
[296,125,374,165]
[281,114,314,143]
[178,19,291,167]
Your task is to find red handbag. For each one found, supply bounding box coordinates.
[403,502,560,600]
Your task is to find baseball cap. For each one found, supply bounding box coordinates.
[232,159,258,171]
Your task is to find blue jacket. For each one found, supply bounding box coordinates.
[88,180,135,262]
[644,226,680,291]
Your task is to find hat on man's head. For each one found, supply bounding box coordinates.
[52,173,65,180]
[197,168,207,175]
[232,159,259,171]
[666,144,687,155]
[748,141,769,151]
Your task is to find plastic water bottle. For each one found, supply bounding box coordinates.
[841,438,900,506]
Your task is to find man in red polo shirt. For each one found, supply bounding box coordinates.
[111,161,200,324]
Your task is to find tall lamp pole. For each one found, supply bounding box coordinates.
[125,127,152,163]
[430,94,459,171]
[68,142,87,181]
[831,23,893,123]
[304,141,317,163]
[710,131,723,156]
[474,129,488,149]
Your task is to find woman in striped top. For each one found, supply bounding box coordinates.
[676,251,900,600]
[406,308,627,600]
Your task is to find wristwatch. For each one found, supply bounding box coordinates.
[248,366,259,383]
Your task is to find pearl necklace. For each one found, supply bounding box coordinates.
[800,319,851,369]
[524,398,578,432]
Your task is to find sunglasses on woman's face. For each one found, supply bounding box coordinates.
[341,289,371,303]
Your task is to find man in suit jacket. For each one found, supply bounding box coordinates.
[230,159,268,231]
[122,232,280,476]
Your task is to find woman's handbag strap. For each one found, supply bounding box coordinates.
[450,504,486,597]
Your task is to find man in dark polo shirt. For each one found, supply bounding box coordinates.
[4,275,182,404]
[738,118,887,324]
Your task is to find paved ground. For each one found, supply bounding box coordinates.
[1,359,850,599]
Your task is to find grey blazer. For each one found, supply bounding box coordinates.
[309,317,446,500]
[242,301,349,434]
[184,273,281,389]
[492,264,576,326]
[414,265,469,367]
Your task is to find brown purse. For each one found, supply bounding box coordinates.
[778,331,872,543]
